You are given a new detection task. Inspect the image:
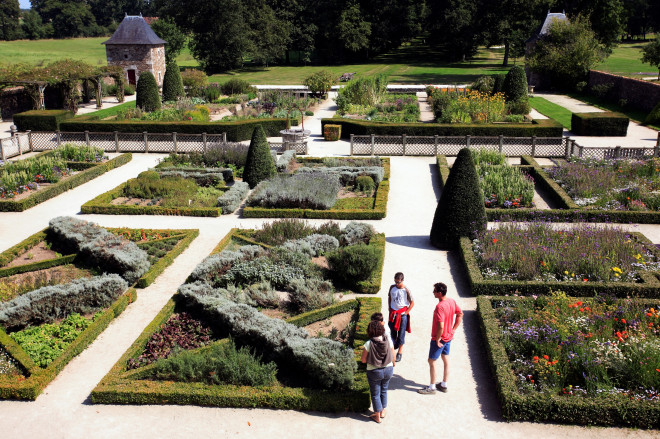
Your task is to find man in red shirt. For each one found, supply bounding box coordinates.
[418,282,463,394]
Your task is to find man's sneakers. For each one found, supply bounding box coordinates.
[436,383,448,393]
[395,353,402,362]
[417,386,436,395]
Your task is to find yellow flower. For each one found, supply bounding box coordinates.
[564,270,569,275]
[612,267,622,274]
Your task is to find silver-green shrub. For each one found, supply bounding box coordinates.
[280,234,339,257]
[276,150,297,172]
[0,274,128,330]
[49,217,150,283]
[288,278,334,313]
[296,166,384,185]
[188,245,264,283]
[217,181,250,214]
[341,221,375,245]
[219,257,306,289]
[247,174,341,210]
[245,281,280,308]
[155,168,228,187]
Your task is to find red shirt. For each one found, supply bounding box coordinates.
[432,298,462,342]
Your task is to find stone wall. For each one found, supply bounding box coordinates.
[588,70,660,113]
[106,44,165,87]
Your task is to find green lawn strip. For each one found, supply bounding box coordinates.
[594,39,658,77]
[76,101,136,121]
[477,295,660,428]
[459,234,660,298]
[529,96,572,129]
[91,290,379,410]
[0,153,132,212]
[241,157,389,220]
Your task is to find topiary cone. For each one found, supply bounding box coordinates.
[162,60,185,102]
[430,148,487,249]
[136,71,161,112]
[503,65,528,103]
[243,126,276,188]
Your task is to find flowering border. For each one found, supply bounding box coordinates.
[477,295,660,428]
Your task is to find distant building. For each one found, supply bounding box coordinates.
[525,11,569,88]
[103,14,166,87]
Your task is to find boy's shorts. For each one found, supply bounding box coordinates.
[429,339,451,360]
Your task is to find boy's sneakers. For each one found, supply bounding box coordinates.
[417,387,436,395]
[436,383,448,393]
[395,353,402,362]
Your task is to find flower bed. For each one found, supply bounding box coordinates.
[471,150,535,209]
[92,225,384,411]
[242,157,390,219]
[478,293,660,428]
[460,222,660,297]
[0,221,197,399]
[338,93,420,123]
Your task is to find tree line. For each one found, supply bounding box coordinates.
[0,0,659,73]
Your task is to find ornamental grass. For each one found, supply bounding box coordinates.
[547,157,660,211]
[474,222,660,282]
[472,150,535,209]
[494,291,659,400]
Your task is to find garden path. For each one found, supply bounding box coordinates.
[534,93,659,148]
[1,151,658,438]
[417,91,435,122]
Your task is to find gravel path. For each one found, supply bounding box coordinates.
[0,97,658,438]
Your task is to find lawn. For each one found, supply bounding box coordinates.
[595,39,659,78]
[529,96,572,128]
[0,37,519,85]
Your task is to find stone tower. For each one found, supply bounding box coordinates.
[103,15,167,87]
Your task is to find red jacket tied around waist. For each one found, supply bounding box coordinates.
[389,307,411,333]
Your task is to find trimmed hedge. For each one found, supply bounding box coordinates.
[0,153,132,212]
[134,230,199,288]
[571,112,629,136]
[90,292,379,411]
[81,184,222,217]
[321,118,563,139]
[323,124,341,141]
[12,110,73,131]
[285,299,359,327]
[0,254,76,278]
[478,295,660,428]
[59,118,297,142]
[242,157,390,220]
[0,288,137,400]
[0,231,48,267]
[459,234,660,297]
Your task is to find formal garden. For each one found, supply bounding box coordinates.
[92,220,384,411]
[0,216,197,399]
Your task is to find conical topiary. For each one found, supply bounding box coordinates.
[162,60,185,102]
[136,71,161,112]
[243,126,276,188]
[430,148,487,249]
[502,65,528,103]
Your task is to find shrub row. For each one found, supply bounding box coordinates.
[478,295,659,428]
[155,168,230,187]
[276,150,297,172]
[571,112,629,136]
[321,118,563,138]
[13,110,74,131]
[81,185,223,217]
[285,298,359,328]
[296,166,385,185]
[217,182,250,215]
[0,153,132,212]
[58,118,298,142]
[135,230,199,288]
[247,174,341,210]
[0,287,137,400]
[91,296,379,411]
[459,235,660,298]
[48,216,150,284]
[0,274,128,331]
[0,254,76,278]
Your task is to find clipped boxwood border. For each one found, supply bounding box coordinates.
[459,234,660,297]
[242,157,390,219]
[477,295,660,428]
[0,287,137,400]
[438,155,660,224]
[90,294,380,412]
[81,183,222,217]
[0,153,132,212]
[130,230,199,288]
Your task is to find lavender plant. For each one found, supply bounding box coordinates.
[247,174,341,210]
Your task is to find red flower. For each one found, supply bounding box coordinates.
[492,238,498,243]
[576,301,583,306]
[543,355,549,360]
[621,319,627,324]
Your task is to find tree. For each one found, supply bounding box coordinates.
[337,1,371,54]
[39,0,102,38]
[427,0,480,61]
[21,10,52,39]
[303,70,337,97]
[246,2,291,67]
[430,148,486,249]
[150,17,187,63]
[563,0,625,48]
[641,38,660,80]
[136,71,161,112]
[0,0,22,41]
[162,60,184,101]
[526,16,606,90]
[502,65,528,102]
[243,125,276,188]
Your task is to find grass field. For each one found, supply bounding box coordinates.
[594,39,658,78]
[529,96,572,128]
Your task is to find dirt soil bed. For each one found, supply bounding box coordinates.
[1,170,84,202]
[111,197,163,207]
[0,264,92,302]
[6,241,60,267]
[303,310,354,341]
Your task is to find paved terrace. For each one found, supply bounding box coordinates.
[0,95,658,439]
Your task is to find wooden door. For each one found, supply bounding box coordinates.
[127,69,136,86]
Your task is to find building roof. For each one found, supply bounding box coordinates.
[526,11,569,44]
[102,15,166,46]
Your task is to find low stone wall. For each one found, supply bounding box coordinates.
[588,70,660,113]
